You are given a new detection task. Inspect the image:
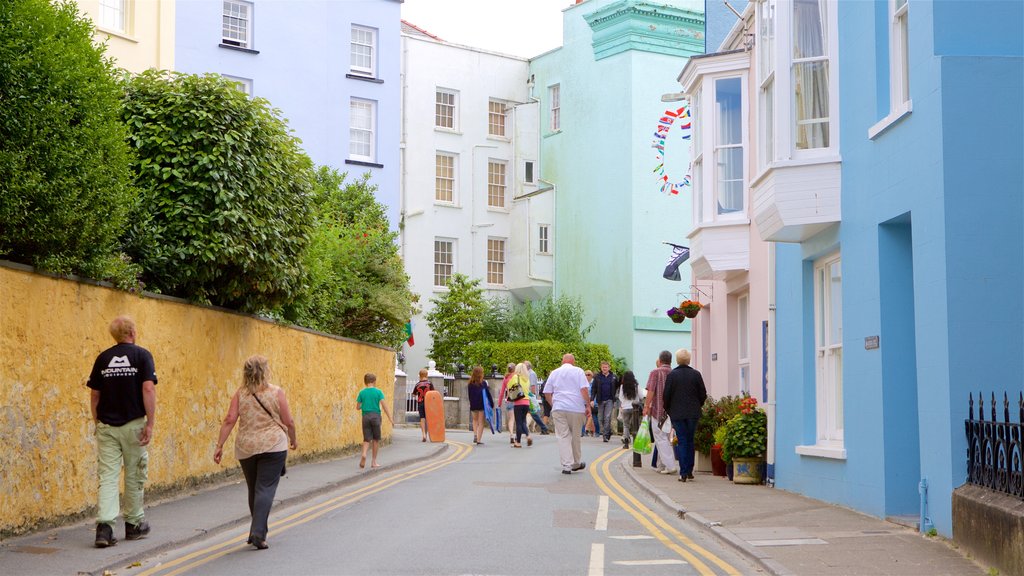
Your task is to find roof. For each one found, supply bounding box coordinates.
[400,20,443,41]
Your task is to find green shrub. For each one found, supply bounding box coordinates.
[695,395,745,455]
[288,167,417,347]
[479,295,594,344]
[121,71,313,311]
[721,397,767,463]
[464,340,618,378]
[0,0,137,283]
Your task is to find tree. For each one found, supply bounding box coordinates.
[121,71,313,311]
[0,0,138,286]
[425,274,487,371]
[478,295,594,344]
[288,167,417,348]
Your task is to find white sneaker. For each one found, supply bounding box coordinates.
[660,468,679,475]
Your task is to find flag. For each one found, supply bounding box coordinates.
[662,243,690,281]
[404,321,415,347]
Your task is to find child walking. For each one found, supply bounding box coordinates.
[356,373,393,469]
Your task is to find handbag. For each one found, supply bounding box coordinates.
[252,391,289,477]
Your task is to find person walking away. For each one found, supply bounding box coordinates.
[543,354,593,474]
[592,361,618,442]
[502,363,533,447]
[213,355,297,550]
[467,366,492,444]
[584,370,598,437]
[412,369,434,442]
[88,316,158,548]
[617,371,642,449]
[497,363,517,445]
[663,349,707,482]
[357,373,394,468]
[643,351,678,475]
[524,361,549,434]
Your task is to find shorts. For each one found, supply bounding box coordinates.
[417,403,427,419]
[362,412,382,442]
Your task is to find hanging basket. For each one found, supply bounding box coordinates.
[680,300,702,318]
[666,307,686,323]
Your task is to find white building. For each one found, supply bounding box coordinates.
[399,23,553,374]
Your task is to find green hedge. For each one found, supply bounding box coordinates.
[464,340,622,378]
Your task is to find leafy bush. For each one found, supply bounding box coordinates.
[721,397,767,463]
[479,295,594,344]
[464,340,619,378]
[0,0,138,284]
[121,71,313,311]
[425,274,487,370]
[288,167,416,347]
[695,395,745,455]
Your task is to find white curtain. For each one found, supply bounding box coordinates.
[793,0,829,149]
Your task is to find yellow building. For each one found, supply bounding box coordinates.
[75,0,174,72]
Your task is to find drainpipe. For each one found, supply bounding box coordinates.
[918,478,935,534]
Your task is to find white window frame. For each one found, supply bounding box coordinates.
[434,152,456,204]
[761,0,839,164]
[222,0,253,49]
[692,73,748,224]
[537,224,550,255]
[800,252,844,458]
[98,0,129,34]
[350,25,377,78]
[488,99,507,138]
[737,294,750,394]
[757,0,776,172]
[692,90,703,226]
[349,98,376,163]
[548,84,561,132]
[435,89,458,130]
[712,75,746,219]
[487,160,507,209]
[222,74,253,96]
[486,237,506,286]
[869,0,912,138]
[433,239,455,288]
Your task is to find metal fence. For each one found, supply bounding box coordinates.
[965,391,1024,499]
[404,373,455,414]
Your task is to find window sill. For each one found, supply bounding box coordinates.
[346,74,384,84]
[795,444,846,460]
[434,127,462,135]
[867,100,913,140]
[543,130,563,138]
[96,27,138,43]
[486,206,510,213]
[345,159,384,169]
[219,43,260,55]
[486,135,510,142]
[434,201,460,208]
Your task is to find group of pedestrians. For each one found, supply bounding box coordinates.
[642,349,707,482]
[87,315,393,552]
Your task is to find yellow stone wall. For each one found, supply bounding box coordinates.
[76,0,175,73]
[0,264,394,534]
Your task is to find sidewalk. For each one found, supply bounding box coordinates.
[619,452,988,576]
[0,427,442,576]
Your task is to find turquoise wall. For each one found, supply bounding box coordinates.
[531,0,704,371]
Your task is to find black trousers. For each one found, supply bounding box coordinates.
[514,405,530,443]
[238,450,287,540]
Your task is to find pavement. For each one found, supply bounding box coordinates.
[0,428,989,576]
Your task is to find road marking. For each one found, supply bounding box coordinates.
[589,448,742,576]
[588,543,605,576]
[595,495,609,531]
[137,441,474,576]
[610,535,654,540]
[613,559,688,566]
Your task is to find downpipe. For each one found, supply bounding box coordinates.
[918,478,935,534]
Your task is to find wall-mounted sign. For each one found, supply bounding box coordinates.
[864,336,880,350]
[711,353,718,361]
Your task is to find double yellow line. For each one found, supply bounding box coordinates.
[589,448,742,576]
[138,441,474,576]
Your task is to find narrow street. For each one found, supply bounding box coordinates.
[132,433,753,576]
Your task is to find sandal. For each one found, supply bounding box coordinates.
[527,438,533,447]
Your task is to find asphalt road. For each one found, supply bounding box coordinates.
[133,431,756,576]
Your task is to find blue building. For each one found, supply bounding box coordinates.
[174,0,403,227]
[767,0,1023,537]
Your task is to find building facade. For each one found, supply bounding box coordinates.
[174,0,402,227]
[399,25,551,374]
[530,0,706,371]
[78,0,175,72]
[684,0,1024,537]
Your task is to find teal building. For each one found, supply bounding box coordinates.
[530,0,705,370]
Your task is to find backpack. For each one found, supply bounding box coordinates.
[506,378,525,402]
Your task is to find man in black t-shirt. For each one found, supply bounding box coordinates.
[87,316,158,548]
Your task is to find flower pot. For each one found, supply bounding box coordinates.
[695,451,713,473]
[670,315,685,324]
[732,456,764,484]
[710,445,727,476]
[683,308,700,318]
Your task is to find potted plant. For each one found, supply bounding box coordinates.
[721,396,767,484]
[666,307,686,323]
[680,299,702,318]
[711,426,728,477]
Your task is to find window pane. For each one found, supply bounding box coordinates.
[793,61,829,149]
[488,100,506,137]
[350,100,374,160]
[738,296,749,359]
[487,161,506,208]
[793,0,826,60]
[817,267,825,348]
[716,78,742,145]
[549,85,560,131]
[351,27,374,72]
[223,1,250,47]
[716,147,744,213]
[434,240,453,287]
[758,0,775,80]
[100,0,125,31]
[435,91,455,128]
[832,347,843,432]
[435,154,454,202]
[525,161,534,183]
[828,260,842,345]
[487,239,505,284]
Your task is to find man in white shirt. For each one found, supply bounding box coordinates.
[543,354,593,474]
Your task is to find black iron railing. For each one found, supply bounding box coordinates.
[966,392,1024,499]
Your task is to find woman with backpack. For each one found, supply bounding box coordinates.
[499,363,533,448]
[617,371,642,449]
